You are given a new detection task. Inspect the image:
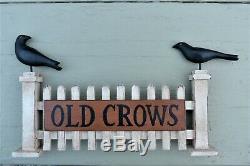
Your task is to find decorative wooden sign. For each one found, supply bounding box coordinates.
[13,71,218,158]
[44,100,185,131]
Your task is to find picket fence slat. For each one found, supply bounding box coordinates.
[147,85,156,150]
[71,86,81,151]
[177,85,187,150]
[87,86,96,150]
[102,86,111,142]
[161,85,171,150]
[131,85,141,144]
[43,86,52,151]
[57,86,66,151]
[116,86,126,137]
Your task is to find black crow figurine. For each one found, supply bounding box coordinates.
[15,35,62,72]
[173,42,239,70]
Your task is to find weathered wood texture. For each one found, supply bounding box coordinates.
[13,71,217,157]
[161,86,171,150]
[147,85,156,150]
[131,85,141,145]
[43,85,52,151]
[190,70,210,149]
[1,2,249,165]
[20,73,42,151]
[116,86,126,137]
[71,86,81,150]
[12,72,43,157]
[176,85,187,150]
[57,86,66,151]
[87,86,96,150]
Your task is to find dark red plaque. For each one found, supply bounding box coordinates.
[44,100,186,131]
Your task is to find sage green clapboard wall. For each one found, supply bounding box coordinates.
[0,2,249,165]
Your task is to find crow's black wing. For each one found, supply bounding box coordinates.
[25,45,60,65]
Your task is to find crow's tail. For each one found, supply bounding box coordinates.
[217,54,239,61]
[48,60,62,71]
[52,65,62,71]
[54,60,60,65]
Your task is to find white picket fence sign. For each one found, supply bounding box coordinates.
[12,70,218,157]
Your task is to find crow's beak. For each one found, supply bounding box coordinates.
[25,36,31,40]
[22,36,32,42]
[172,44,177,48]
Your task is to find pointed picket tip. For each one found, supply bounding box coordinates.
[131,85,139,89]
[43,85,52,100]
[161,85,169,89]
[43,85,52,91]
[147,84,155,100]
[57,85,65,92]
[71,85,80,89]
[147,84,155,88]
[102,86,110,100]
[117,85,125,100]
[71,86,80,100]
[87,85,95,91]
[117,85,125,90]
[117,83,125,87]
[161,85,170,99]
[177,84,185,99]
[71,86,80,91]
[57,85,66,100]
[44,84,51,88]
[147,84,155,91]
[102,86,110,91]
[43,86,51,92]
[87,86,95,100]
[131,85,140,100]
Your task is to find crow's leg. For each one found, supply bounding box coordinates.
[30,66,33,72]
[199,63,201,70]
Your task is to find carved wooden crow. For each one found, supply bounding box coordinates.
[15,35,62,72]
[173,42,239,70]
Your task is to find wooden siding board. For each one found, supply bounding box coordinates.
[1,2,249,165]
